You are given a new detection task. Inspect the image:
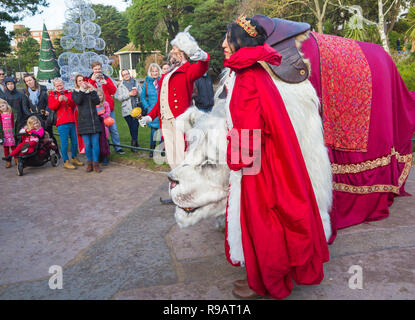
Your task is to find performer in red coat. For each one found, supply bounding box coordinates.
[223,15,329,300]
[140,26,209,169]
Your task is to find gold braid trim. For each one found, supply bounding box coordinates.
[331,147,404,174]
[332,148,413,195]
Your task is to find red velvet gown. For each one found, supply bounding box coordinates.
[224,44,329,299]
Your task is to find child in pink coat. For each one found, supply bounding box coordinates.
[0,99,16,168]
[96,89,111,165]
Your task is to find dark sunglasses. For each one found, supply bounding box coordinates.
[0,73,5,75]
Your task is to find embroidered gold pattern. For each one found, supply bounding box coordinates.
[331,147,401,174]
[332,148,413,195]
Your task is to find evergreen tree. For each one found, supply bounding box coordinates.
[92,4,129,55]
[189,0,242,76]
[0,0,48,55]
[37,24,60,80]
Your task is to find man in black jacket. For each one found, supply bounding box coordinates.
[193,72,214,112]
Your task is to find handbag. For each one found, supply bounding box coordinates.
[46,110,57,127]
[139,80,150,116]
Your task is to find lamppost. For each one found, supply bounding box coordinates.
[17,54,22,82]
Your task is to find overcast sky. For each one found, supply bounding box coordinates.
[5,0,130,32]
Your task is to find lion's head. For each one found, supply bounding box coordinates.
[168,102,230,228]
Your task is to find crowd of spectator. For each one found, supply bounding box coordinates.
[0,59,215,172]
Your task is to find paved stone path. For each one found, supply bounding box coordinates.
[0,154,414,300]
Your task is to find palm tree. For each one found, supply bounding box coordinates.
[344,7,367,41]
[405,6,415,41]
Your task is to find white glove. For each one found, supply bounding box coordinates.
[139,115,152,127]
[189,48,208,61]
[171,25,201,58]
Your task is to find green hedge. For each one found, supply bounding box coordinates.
[395,55,415,91]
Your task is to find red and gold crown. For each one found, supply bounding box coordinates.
[235,14,258,37]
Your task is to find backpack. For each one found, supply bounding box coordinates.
[46,92,59,127]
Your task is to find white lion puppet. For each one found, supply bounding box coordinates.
[169,63,333,242]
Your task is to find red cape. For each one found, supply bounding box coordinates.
[224,44,329,299]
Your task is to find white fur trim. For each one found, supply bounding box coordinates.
[227,170,244,265]
[223,71,245,265]
[220,68,332,242]
[224,71,235,131]
[272,78,333,241]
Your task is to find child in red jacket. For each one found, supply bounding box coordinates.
[2,116,44,161]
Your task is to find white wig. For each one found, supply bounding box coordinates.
[170,25,198,57]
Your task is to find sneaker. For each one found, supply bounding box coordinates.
[64,160,76,170]
[116,149,126,155]
[71,157,84,166]
[20,143,30,153]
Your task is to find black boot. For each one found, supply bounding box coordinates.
[131,139,138,153]
[149,143,155,158]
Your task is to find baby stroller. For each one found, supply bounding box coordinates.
[15,130,60,176]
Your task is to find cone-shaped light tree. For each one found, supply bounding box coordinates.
[37,24,60,80]
[58,0,113,89]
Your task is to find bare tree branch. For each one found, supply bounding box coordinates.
[384,0,398,17]
[321,0,330,17]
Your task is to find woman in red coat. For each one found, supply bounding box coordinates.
[222,15,329,300]
[48,78,84,170]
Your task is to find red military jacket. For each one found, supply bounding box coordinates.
[148,54,210,124]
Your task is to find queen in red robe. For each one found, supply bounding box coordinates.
[222,16,329,300]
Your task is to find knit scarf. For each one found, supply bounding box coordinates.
[28,87,40,106]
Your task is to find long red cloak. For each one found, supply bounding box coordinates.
[224,44,329,299]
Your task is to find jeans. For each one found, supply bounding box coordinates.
[108,110,122,151]
[124,115,139,143]
[57,122,78,162]
[150,127,162,149]
[82,133,100,162]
